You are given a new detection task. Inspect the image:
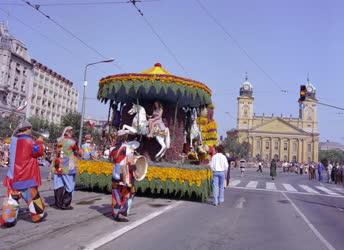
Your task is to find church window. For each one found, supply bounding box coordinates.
[256,141,261,151]
[274,141,279,150]
[284,143,288,151]
[292,143,297,153]
[307,144,312,152]
[265,141,269,150]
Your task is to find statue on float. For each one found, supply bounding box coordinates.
[118,101,170,160]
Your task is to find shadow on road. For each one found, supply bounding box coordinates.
[294,198,344,210]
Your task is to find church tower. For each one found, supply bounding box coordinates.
[237,74,254,130]
[299,78,318,133]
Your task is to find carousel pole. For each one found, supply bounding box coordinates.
[172,99,179,140]
[136,97,143,141]
[107,100,113,142]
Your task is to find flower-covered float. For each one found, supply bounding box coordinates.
[76,63,219,201]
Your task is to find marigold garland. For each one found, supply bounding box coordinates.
[77,160,211,187]
[99,74,212,95]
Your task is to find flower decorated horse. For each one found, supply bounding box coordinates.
[118,104,170,160]
[190,110,202,148]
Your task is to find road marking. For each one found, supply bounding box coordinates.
[230,180,241,187]
[315,186,340,196]
[282,184,297,192]
[332,187,344,194]
[299,185,319,194]
[235,197,246,209]
[266,182,276,190]
[281,192,336,250]
[83,201,183,250]
[246,181,258,188]
[229,186,344,199]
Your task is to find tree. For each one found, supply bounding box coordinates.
[0,113,21,138]
[319,150,344,165]
[61,111,82,139]
[28,115,62,143]
[222,129,250,159]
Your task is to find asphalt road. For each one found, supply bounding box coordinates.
[101,168,344,250]
[0,167,343,250]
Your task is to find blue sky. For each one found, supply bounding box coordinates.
[1,0,343,142]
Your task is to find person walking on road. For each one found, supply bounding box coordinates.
[52,127,81,210]
[1,121,47,227]
[257,161,263,173]
[270,157,277,180]
[317,162,324,182]
[210,145,228,206]
[327,162,333,184]
[239,159,246,177]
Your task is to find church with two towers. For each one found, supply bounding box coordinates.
[236,76,319,163]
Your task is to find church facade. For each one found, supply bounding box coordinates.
[236,77,319,163]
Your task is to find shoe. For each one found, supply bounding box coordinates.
[114,214,129,222]
[61,206,74,210]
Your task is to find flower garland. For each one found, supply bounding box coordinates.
[99,74,212,95]
[77,160,211,187]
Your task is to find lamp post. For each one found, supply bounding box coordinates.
[78,59,114,147]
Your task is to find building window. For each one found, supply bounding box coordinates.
[292,142,297,153]
[284,142,288,151]
[307,144,312,153]
[274,141,279,150]
[265,141,270,150]
[256,141,261,151]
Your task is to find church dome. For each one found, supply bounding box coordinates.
[240,73,253,91]
[239,73,253,97]
[306,81,316,93]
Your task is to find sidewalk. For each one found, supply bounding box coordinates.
[0,181,181,250]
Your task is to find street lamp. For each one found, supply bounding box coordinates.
[78,59,114,146]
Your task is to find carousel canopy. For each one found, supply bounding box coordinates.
[98,63,212,107]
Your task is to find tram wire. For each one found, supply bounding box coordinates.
[195,0,288,94]
[21,0,123,71]
[128,0,190,77]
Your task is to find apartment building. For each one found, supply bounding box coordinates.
[0,23,33,117]
[29,59,78,124]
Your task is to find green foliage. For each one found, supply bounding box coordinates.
[28,115,62,143]
[76,173,211,202]
[319,150,344,165]
[0,113,21,138]
[222,129,250,159]
[61,111,82,138]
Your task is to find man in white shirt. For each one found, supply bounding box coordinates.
[210,145,229,206]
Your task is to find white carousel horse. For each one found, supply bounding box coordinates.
[190,110,202,148]
[118,104,171,160]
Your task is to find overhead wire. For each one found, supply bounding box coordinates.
[0,7,75,57]
[0,1,160,7]
[128,0,189,77]
[195,0,287,94]
[21,0,123,71]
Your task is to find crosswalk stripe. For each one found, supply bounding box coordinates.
[230,180,241,187]
[282,184,297,192]
[266,182,276,190]
[332,187,344,194]
[299,185,319,194]
[315,186,340,196]
[246,181,258,188]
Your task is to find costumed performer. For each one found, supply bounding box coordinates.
[1,121,46,227]
[81,134,97,160]
[52,126,81,210]
[109,138,139,222]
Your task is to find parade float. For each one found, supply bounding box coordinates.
[76,63,219,201]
